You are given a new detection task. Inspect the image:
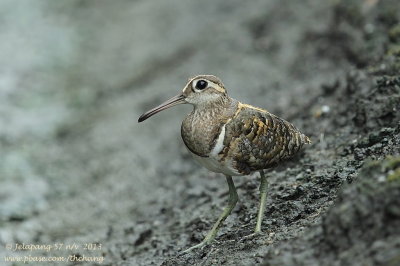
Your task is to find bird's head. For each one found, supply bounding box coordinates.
[138,75,228,122]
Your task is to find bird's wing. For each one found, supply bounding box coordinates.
[221,103,310,174]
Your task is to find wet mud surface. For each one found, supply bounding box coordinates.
[0,0,399,265]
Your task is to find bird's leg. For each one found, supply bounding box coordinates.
[181,175,238,253]
[255,170,268,233]
[240,171,269,242]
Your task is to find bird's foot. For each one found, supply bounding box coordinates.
[240,231,263,242]
[179,240,212,255]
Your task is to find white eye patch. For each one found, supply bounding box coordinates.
[192,79,222,93]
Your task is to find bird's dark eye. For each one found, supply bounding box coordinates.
[195,80,208,90]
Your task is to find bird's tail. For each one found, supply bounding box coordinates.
[301,134,311,145]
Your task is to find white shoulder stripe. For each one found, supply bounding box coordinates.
[210,124,226,157]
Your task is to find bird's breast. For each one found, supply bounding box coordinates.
[181,112,224,158]
[181,114,243,176]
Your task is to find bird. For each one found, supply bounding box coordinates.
[138,75,310,253]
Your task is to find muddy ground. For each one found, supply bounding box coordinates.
[0,0,399,265]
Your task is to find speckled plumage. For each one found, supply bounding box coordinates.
[220,103,310,175]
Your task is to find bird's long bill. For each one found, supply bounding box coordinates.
[138,94,186,122]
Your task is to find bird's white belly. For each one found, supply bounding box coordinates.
[191,153,242,176]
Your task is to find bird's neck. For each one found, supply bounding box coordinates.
[193,95,234,114]
[191,96,237,124]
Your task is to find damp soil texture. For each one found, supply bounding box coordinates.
[1,0,400,266]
